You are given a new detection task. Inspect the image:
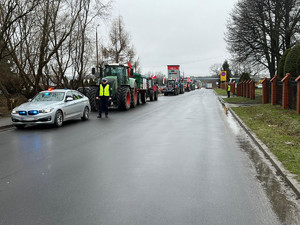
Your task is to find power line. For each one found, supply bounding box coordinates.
[143,55,228,68]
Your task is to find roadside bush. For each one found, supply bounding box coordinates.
[278,48,291,78]
[239,72,251,82]
[284,43,300,77]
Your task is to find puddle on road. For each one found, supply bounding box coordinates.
[224,108,300,225]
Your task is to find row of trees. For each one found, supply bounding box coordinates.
[226,0,300,78]
[0,0,139,105]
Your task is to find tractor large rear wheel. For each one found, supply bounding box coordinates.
[87,86,99,111]
[130,82,138,108]
[117,86,131,110]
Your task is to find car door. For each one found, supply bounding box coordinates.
[71,91,84,117]
[63,91,77,120]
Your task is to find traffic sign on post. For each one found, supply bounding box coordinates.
[220,71,227,82]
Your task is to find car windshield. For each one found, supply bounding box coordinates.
[32,92,65,102]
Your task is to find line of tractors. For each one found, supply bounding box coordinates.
[163,77,198,96]
[78,63,199,112]
[78,63,159,111]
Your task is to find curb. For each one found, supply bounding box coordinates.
[216,95,300,199]
[0,125,14,131]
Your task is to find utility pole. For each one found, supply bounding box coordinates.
[96,25,99,72]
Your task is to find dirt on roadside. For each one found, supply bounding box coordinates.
[0,95,27,116]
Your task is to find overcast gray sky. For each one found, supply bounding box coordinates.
[104,0,238,77]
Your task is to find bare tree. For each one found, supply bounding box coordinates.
[4,0,111,98]
[133,57,142,73]
[0,0,39,105]
[5,0,85,97]
[225,0,300,78]
[49,0,111,89]
[209,63,222,77]
[102,16,135,63]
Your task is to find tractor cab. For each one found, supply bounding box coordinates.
[103,63,131,86]
[163,79,179,96]
[167,80,176,87]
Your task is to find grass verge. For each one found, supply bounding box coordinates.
[232,104,300,181]
[215,88,262,104]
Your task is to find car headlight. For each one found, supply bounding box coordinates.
[40,108,54,113]
[12,110,17,114]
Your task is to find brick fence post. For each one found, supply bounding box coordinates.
[281,73,291,109]
[296,76,300,114]
[243,81,246,97]
[262,77,268,104]
[250,80,255,99]
[270,75,278,105]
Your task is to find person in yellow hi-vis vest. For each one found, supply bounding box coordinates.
[227,84,231,98]
[96,78,112,118]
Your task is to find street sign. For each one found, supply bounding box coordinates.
[220,71,227,82]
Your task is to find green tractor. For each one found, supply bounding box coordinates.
[87,63,138,111]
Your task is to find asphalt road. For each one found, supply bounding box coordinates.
[0,89,298,225]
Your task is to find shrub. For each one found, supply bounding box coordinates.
[239,72,251,82]
[278,48,291,78]
[284,43,300,77]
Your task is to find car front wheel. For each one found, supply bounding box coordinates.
[81,106,89,121]
[54,110,63,127]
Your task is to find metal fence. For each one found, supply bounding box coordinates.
[276,81,283,106]
[266,80,271,103]
[289,80,297,110]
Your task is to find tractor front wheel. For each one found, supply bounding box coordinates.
[149,90,154,101]
[87,86,99,111]
[154,91,158,100]
[117,86,131,110]
[141,92,147,103]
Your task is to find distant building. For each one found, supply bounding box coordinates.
[192,77,219,88]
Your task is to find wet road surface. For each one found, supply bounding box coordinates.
[0,89,300,225]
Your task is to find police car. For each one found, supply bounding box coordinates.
[11,89,90,129]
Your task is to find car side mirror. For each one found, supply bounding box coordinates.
[66,97,73,102]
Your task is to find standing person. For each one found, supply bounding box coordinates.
[96,78,112,118]
[227,84,231,98]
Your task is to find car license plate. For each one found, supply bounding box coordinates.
[22,117,35,121]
